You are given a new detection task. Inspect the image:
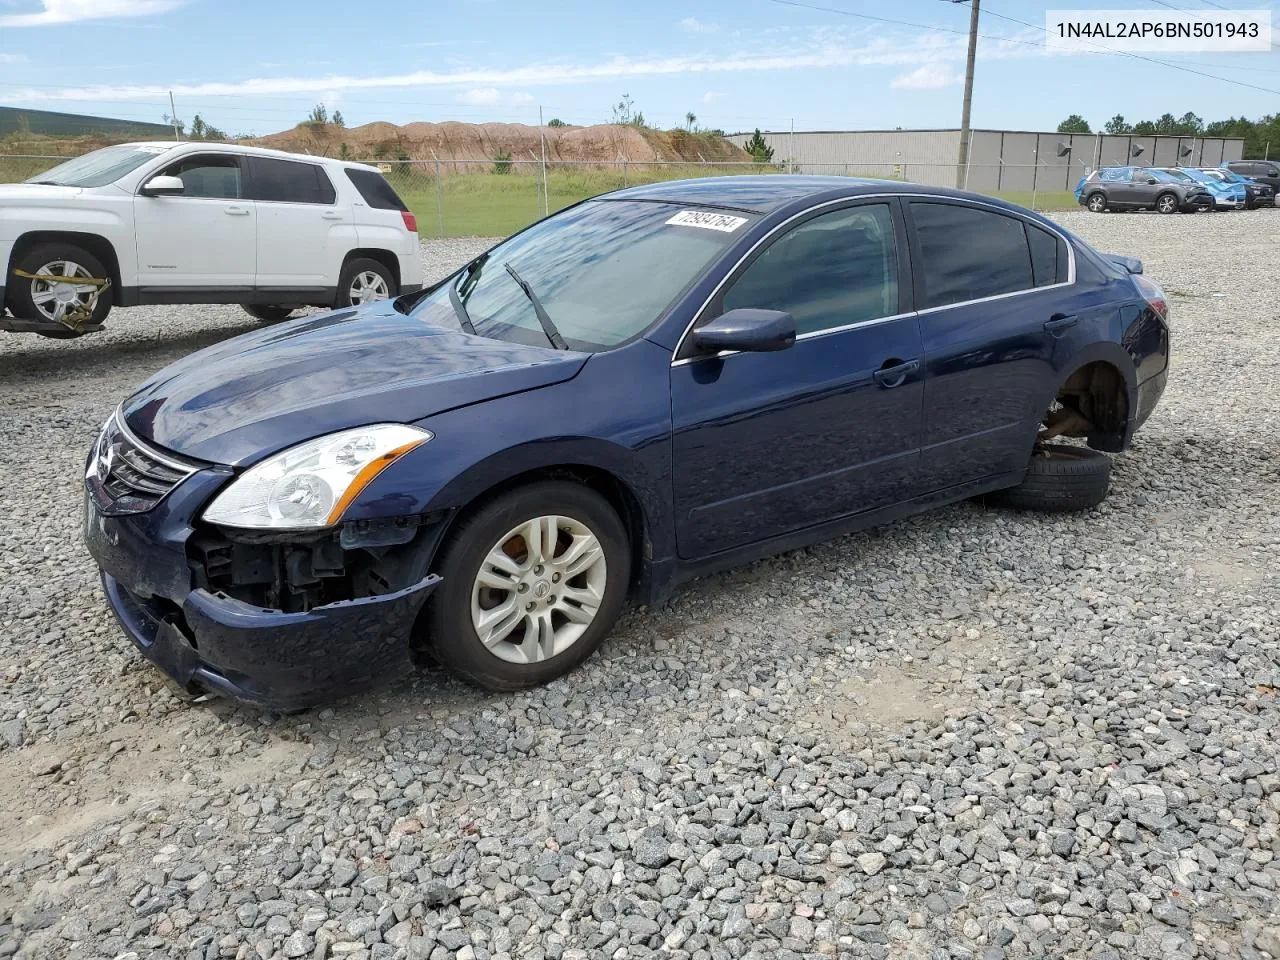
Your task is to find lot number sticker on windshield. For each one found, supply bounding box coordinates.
[666,210,748,232]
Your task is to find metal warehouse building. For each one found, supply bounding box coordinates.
[727,128,1246,193]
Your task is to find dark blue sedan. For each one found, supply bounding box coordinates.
[85,177,1170,709]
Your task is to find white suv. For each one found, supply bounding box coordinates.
[0,141,423,337]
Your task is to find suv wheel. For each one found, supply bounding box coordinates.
[242,305,297,324]
[422,481,631,690]
[1155,193,1179,214]
[1086,192,1107,213]
[7,243,112,336]
[336,258,395,308]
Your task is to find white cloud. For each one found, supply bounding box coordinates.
[0,53,29,63]
[457,87,501,105]
[0,28,1060,103]
[891,62,963,89]
[510,92,534,105]
[680,17,719,34]
[702,91,725,104]
[0,0,182,27]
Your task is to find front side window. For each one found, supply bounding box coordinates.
[247,157,336,204]
[409,199,753,351]
[160,155,242,199]
[27,144,175,188]
[720,204,899,336]
[910,201,1033,308]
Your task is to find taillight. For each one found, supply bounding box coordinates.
[1133,274,1168,321]
[400,210,418,233]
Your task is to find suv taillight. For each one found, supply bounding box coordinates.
[401,210,418,233]
[1134,274,1168,322]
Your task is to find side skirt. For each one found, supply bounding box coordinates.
[642,470,1025,606]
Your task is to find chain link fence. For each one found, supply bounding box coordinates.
[0,154,1088,238]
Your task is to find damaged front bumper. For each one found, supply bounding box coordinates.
[99,568,438,712]
[84,456,443,712]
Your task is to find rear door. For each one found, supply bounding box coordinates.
[907,199,1069,490]
[133,152,255,290]
[244,156,357,294]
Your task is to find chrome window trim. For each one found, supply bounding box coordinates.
[670,190,1077,367]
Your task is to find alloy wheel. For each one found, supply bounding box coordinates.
[1157,196,1177,214]
[348,270,390,304]
[1087,195,1106,213]
[470,515,608,664]
[28,260,101,324]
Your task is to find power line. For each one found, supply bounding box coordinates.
[977,4,1280,95]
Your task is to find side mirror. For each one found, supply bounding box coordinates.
[141,174,185,197]
[693,308,795,354]
[1145,177,1159,185]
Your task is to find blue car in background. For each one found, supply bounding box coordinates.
[1165,168,1245,210]
[1202,167,1274,209]
[83,177,1171,709]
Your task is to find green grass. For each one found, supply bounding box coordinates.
[0,156,1083,236]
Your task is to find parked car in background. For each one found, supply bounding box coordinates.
[1,142,422,338]
[84,177,1170,710]
[1206,166,1275,208]
[1076,166,1211,214]
[1223,159,1280,198]
[1164,168,1245,210]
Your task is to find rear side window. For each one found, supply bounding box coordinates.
[910,202,1033,308]
[344,168,408,211]
[246,157,336,204]
[1026,223,1067,287]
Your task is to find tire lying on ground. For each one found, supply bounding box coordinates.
[987,443,1112,512]
[242,305,297,324]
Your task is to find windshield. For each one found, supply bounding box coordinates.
[1180,170,1211,183]
[1154,169,1193,182]
[411,199,754,351]
[26,144,174,188]
[1213,170,1244,183]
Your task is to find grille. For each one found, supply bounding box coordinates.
[90,412,199,513]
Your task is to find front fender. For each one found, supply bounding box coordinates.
[339,338,678,563]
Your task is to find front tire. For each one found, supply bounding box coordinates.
[1086,192,1107,213]
[423,481,631,690]
[7,243,112,335]
[987,444,1112,513]
[1155,192,1179,215]
[335,258,395,308]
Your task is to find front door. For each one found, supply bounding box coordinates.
[244,155,356,293]
[670,200,924,559]
[133,152,255,289]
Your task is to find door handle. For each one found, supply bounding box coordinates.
[224,206,251,216]
[872,358,919,389]
[1044,314,1079,338]
[321,211,343,220]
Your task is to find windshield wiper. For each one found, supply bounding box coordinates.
[447,279,477,335]
[504,262,568,350]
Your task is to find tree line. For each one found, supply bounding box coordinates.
[1056,112,1279,158]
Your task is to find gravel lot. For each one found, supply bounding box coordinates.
[1,211,1278,960]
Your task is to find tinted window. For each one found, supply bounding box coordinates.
[162,154,241,199]
[345,168,407,210]
[410,200,752,351]
[721,204,898,336]
[247,157,336,204]
[910,202,1032,308]
[1026,223,1066,287]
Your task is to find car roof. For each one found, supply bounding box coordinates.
[117,140,380,172]
[601,175,1033,215]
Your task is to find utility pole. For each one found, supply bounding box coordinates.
[168,90,181,141]
[538,105,550,217]
[954,0,979,189]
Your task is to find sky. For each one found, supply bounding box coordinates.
[0,0,1278,137]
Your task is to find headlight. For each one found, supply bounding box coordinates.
[203,424,432,529]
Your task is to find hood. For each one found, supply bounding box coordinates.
[123,300,588,465]
[0,183,84,201]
